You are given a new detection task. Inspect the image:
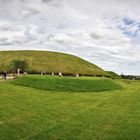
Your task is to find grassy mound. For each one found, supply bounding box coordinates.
[0,50,109,76]
[12,75,122,92]
[107,71,121,79]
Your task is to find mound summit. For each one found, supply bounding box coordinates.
[0,50,109,76]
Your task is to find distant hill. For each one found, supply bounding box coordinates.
[0,50,109,76]
[107,71,121,79]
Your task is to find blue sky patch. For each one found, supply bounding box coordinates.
[123,17,135,25]
[117,17,140,38]
[124,31,137,37]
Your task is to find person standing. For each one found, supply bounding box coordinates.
[59,71,62,77]
[3,71,7,80]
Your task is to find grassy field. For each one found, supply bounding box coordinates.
[0,77,140,140]
[12,75,122,92]
[0,50,109,76]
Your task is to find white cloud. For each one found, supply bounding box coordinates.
[0,0,140,74]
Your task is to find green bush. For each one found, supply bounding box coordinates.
[10,59,28,73]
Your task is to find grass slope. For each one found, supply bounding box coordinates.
[12,75,122,92]
[0,80,140,140]
[0,50,109,76]
[107,71,121,79]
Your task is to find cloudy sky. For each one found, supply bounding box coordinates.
[0,0,140,75]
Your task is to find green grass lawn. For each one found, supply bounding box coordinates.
[0,78,140,140]
[12,75,122,92]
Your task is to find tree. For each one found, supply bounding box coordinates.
[10,59,28,73]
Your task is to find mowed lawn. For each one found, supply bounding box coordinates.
[0,79,140,140]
